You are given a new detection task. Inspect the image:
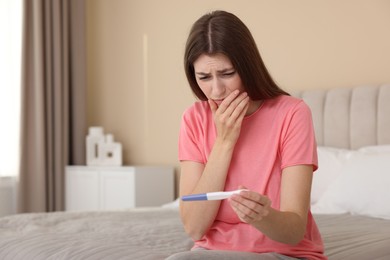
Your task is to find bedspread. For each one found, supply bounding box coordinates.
[1,208,390,259]
[0,208,192,260]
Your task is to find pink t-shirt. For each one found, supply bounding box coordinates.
[178,95,326,259]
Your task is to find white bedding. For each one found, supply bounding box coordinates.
[312,145,390,220]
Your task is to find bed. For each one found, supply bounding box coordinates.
[1,84,390,259]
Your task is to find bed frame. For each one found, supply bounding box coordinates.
[295,84,390,149]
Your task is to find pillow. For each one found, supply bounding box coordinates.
[311,147,352,204]
[311,150,390,219]
[161,198,180,209]
[358,144,390,153]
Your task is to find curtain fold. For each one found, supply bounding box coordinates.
[18,0,86,213]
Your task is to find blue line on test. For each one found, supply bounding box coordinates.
[181,193,208,201]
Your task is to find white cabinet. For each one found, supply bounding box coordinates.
[65,166,174,211]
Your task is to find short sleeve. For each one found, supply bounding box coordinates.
[178,107,205,164]
[280,101,318,171]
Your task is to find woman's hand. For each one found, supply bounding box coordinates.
[229,186,272,224]
[228,166,312,245]
[208,90,249,146]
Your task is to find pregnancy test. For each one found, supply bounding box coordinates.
[181,189,246,201]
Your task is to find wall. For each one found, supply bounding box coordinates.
[86,0,390,194]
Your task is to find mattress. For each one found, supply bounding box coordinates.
[314,213,390,260]
[0,208,192,260]
[1,208,390,259]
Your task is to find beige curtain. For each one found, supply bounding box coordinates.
[18,0,86,213]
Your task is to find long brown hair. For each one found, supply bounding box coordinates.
[184,10,289,101]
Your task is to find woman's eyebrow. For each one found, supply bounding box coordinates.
[218,68,235,73]
[195,68,235,75]
[195,72,210,76]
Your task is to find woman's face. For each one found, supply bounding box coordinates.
[193,53,245,105]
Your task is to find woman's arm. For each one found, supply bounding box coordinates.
[179,142,233,240]
[229,165,313,245]
[179,91,249,240]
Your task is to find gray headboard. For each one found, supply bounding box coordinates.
[294,84,390,149]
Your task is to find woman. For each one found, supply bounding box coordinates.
[172,10,326,260]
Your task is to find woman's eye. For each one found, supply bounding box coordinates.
[222,71,236,77]
[198,76,210,80]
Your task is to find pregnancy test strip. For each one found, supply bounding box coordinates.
[181,189,246,201]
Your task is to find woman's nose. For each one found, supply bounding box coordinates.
[211,78,225,97]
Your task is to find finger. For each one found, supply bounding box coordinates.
[216,90,242,114]
[230,191,272,223]
[217,96,249,129]
[235,191,272,213]
[231,98,249,123]
[229,198,257,222]
[240,190,267,205]
[223,89,240,104]
[230,192,257,209]
[232,195,262,215]
[208,99,218,115]
[238,185,247,190]
[213,94,248,132]
[219,92,248,117]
